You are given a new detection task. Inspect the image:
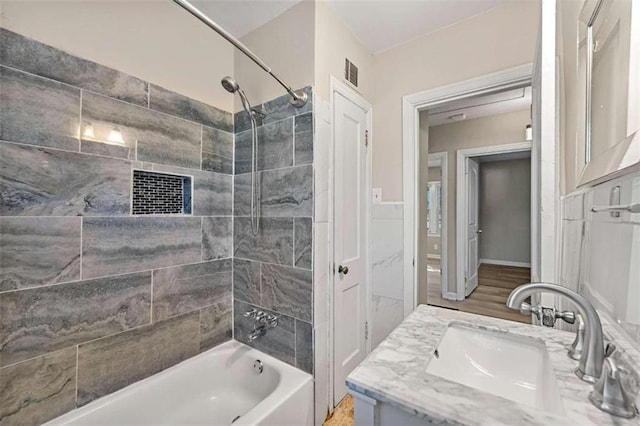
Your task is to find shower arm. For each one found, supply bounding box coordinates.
[171,0,308,108]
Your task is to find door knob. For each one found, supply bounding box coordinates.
[476,229,483,234]
[338,265,349,275]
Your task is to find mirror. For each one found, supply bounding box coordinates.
[578,0,640,186]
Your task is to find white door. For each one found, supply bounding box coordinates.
[465,158,480,296]
[333,92,368,404]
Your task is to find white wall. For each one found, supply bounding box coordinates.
[0,0,235,110]
[235,0,315,109]
[314,1,374,102]
[426,108,531,292]
[372,0,540,201]
[478,158,531,265]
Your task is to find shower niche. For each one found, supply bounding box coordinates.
[132,170,193,215]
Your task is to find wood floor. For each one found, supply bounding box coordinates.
[426,259,531,324]
[323,395,354,426]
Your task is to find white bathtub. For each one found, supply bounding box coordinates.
[46,340,314,426]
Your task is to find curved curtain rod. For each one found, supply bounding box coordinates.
[171,0,308,108]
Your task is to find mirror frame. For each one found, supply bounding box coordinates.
[577,0,640,187]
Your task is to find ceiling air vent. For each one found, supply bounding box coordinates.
[345,58,358,87]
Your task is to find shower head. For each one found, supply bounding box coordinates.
[221,76,239,93]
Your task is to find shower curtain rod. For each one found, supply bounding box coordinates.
[171,0,308,108]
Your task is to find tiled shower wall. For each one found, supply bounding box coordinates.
[231,88,315,374]
[0,29,234,425]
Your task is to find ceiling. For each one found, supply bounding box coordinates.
[428,87,532,127]
[327,0,504,53]
[189,0,505,53]
[190,0,302,39]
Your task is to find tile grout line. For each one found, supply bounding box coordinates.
[79,217,83,280]
[0,63,234,133]
[75,345,80,405]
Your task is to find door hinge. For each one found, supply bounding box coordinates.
[365,129,369,147]
[365,321,369,340]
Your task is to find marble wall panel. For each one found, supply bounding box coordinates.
[0,217,81,291]
[152,259,232,321]
[234,217,293,265]
[81,91,201,168]
[76,312,199,406]
[0,142,131,216]
[261,264,312,322]
[0,272,151,366]
[0,347,76,426]
[82,217,201,278]
[149,84,232,131]
[0,66,79,151]
[0,28,148,106]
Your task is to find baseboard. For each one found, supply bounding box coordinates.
[442,291,458,300]
[427,254,441,259]
[479,258,531,268]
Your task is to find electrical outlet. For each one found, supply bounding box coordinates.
[434,244,438,250]
[372,188,382,204]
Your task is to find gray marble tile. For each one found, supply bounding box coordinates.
[234,217,293,265]
[202,126,234,174]
[295,319,313,374]
[0,217,81,291]
[234,108,254,134]
[152,259,232,322]
[261,264,312,322]
[0,347,76,426]
[0,65,80,151]
[77,312,199,406]
[80,138,134,160]
[200,298,232,352]
[234,119,293,174]
[0,271,151,367]
[82,217,201,279]
[202,217,232,260]
[295,218,313,270]
[149,84,232,131]
[234,165,313,217]
[153,165,232,216]
[233,299,295,366]
[233,258,261,305]
[0,142,131,216]
[0,28,148,106]
[294,113,313,166]
[262,86,313,126]
[81,91,201,168]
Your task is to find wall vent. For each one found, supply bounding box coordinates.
[132,170,192,215]
[345,58,358,87]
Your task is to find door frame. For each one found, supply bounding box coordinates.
[426,151,451,299]
[401,63,540,315]
[328,76,373,408]
[455,142,533,300]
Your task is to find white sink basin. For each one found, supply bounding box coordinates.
[426,323,565,414]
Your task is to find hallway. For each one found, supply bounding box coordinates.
[426,259,531,324]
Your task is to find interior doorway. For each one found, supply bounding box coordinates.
[416,81,537,324]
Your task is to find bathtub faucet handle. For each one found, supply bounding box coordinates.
[243,308,258,318]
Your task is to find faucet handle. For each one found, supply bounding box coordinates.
[588,357,638,418]
[555,310,576,324]
[243,308,257,318]
[569,314,585,360]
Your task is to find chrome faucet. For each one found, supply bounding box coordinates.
[506,282,604,383]
[248,325,267,342]
[243,309,279,343]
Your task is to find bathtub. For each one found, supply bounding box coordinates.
[46,340,314,426]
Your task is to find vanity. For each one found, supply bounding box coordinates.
[346,305,640,425]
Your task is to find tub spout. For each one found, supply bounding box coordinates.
[248,325,267,342]
[506,282,604,383]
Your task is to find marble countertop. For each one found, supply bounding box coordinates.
[346,305,639,425]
